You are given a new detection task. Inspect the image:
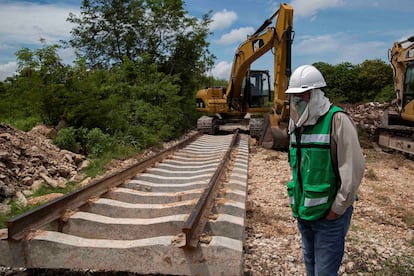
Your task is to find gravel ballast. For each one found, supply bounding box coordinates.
[244,138,414,275]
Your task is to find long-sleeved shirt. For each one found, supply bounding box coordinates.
[330,112,366,215]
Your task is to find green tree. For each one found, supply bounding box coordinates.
[13,39,70,125]
[67,0,213,72]
[67,0,145,68]
[53,57,183,148]
[66,0,214,130]
[358,59,393,101]
[313,62,360,103]
[313,62,341,101]
[16,38,67,85]
[314,61,392,103]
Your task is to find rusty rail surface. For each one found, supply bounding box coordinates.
[178,130,240,248]
[7,132,201,240]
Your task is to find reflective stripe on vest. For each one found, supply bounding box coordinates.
[304,196,329,207]
[291,133,330,144]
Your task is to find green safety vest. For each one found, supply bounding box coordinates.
[287,105,344,221]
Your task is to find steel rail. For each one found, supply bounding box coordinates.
[7,132,201,241]
[177,129,240,248]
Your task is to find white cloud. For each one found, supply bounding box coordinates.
[0,3,78,45]
[341,40,387,63]
[338,0,413,11]
[294,34,340,55]
[0,61,18,81]
[211,61,232,80]
[216,27,255,45]
[293,33,388,65]
[210,9,237,31]
[0,2,78,74]
[289,0,344,17]
[58,47,76,63]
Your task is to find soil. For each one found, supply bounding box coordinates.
[244,139,414,275]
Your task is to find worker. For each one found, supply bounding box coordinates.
[285,65,365,275]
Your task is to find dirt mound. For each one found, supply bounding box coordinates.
[0,123,87,206]
[339,101,391,136]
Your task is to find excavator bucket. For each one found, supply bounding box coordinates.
[259,114,289,150]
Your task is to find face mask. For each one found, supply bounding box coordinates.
[292,96,307,115]
[290,95,308,124]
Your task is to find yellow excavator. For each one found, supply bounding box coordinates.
[377,35,414,155]
[195,3,293,149]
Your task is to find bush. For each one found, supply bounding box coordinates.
[53,127,80,153]
[375,84,395,103]
[123,125,160,150]
[85,128,114,157]
[2,116,41,132]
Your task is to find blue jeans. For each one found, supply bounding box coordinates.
[297,206,353,276]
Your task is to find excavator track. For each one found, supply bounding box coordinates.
[376,128,414,156]
[376,111,414,156]
[196,115,216,134]
[248,118,264,138]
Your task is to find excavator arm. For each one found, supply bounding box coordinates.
[195,3,294,150]
[259,4,294,149]
[226,4,293,116]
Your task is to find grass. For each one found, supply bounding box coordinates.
[363,149,380,164]
[82,157,111,178]
[357,127,373,150]
[0,201,41,229]
[0,181,82,229]
[1,116,42,132]
[349,223,360,233]
[380,255,414,275]
[365,168,378,181]
[403,211,414,229]
[345,236,414,275]
[32,182,79,197]
[82,144,142,178]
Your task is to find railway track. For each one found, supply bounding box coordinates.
[0,131,249,275]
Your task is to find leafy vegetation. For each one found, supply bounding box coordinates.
[53,127,80,153]
[313,60,394,104]
[0,0,395,147]
[0,202,37,228]
[365,168,378,181]
[381,255,414,275]
[0,182,82,228]
[1,0,213,157]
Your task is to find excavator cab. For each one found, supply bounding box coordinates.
[244,70,272,108]
[402,62,414,110]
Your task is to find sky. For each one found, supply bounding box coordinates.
[0,0,413,82]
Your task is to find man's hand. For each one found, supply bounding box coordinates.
[326,209,340,220]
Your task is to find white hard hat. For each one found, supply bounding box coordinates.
[285,65,326,94]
